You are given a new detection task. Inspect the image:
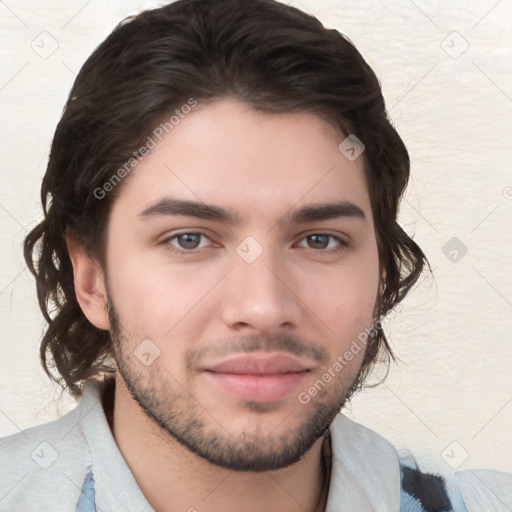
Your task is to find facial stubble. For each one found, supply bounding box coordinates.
[107,293,365,472]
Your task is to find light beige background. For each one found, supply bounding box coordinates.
[1,0,511,473]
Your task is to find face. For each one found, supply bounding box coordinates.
[103,98,380,471]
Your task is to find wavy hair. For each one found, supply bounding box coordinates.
[24,0,429,399]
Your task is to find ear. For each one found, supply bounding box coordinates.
[66,234,110,331]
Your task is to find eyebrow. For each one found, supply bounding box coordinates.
[137,197,366,224]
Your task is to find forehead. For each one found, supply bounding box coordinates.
[109,98,372,225]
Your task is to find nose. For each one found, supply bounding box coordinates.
[220,241,302,334]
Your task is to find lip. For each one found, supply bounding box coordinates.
[200,353,311,374]
[203,371,309,402]
[200,352,311,402]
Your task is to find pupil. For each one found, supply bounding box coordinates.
[309,234,328,249]
[180,234,199,249]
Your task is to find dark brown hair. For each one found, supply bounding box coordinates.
[24,0,428,399]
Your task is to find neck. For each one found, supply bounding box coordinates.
[104,375,331,512]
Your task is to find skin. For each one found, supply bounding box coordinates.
[68,98,381,512]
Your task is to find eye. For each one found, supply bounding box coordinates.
[164,232,213,255]
[162,231,350,257]
[296,233,349,253]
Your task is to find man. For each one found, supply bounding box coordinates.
[0,0,510,510]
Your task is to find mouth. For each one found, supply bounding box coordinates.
[202,370,310,403]
[200,353,312,403]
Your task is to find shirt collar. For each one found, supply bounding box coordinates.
[325,413,401,511]
[79,379,400,511]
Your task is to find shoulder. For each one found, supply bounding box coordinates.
[0,386,98,511]
[398,451,512,511]
[455,468,512,511]
[329,415,511,511]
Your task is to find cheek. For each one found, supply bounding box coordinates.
[106,245,218,338]
[313,251,380,337]
[105,239,165,334]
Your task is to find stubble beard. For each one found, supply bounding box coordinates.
[107,298,365,472]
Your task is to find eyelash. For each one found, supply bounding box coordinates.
[162,232,350,257]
